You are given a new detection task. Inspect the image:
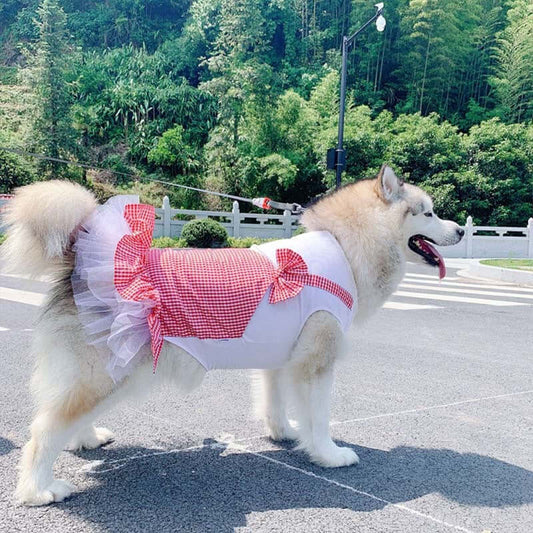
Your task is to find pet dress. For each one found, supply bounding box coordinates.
[72,196,357,382]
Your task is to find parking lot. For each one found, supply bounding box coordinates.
[0,262,532,532]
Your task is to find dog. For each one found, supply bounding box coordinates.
[2,165,463,506]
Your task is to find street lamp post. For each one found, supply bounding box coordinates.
[327,3,386,188]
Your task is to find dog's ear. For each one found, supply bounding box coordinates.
[376,165,403,203]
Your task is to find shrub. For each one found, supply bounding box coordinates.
[151,237,185,248]
[0,66,18,85]
[181,218,228,248]
[0,148,35,192]
[227,236,268,248]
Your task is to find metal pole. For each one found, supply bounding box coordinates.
[332,5,384,188]
[336,36,349,188]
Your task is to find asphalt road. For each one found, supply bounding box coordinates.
[0,262,532,533]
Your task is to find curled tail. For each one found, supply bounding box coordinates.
[1,180,97,277]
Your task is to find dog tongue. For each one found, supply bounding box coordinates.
[419,239,446,279]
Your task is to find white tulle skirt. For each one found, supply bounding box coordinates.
[72,195,154,382]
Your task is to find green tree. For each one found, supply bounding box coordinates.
[490,0,533,122]
[25,0,76,178]
[398,0,481,117]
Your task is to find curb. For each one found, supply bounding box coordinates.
[458,260,533,286]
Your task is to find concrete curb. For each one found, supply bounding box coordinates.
[458,260,533,286]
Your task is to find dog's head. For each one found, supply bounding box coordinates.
[375,165,464,278]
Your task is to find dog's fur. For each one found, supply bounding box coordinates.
[2,166,463,506]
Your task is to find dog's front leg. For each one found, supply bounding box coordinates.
[289,312,359,468]
[254,369,298,441]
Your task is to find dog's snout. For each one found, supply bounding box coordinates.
[457,227,465,238]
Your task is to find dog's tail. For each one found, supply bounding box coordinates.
[1,180,97,277]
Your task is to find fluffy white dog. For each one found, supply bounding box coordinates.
[2,165,463,506]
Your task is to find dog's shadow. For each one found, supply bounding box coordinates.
[0,436,17,456]
[61,438,533,531]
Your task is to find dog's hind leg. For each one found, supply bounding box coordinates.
[288,312,359,468]
[65,424,115,451]
[16,326,114,506]
[16,382,111,506]
[254,369,298,441]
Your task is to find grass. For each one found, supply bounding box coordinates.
[480,259,533,271]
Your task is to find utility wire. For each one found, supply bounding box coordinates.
[0,146,303,213]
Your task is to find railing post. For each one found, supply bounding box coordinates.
[162,196,171,237]
[465,216,473,258]
[283,210,292,238]
[527,217,533,257]
[232,201,240,238]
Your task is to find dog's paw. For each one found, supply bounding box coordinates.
[267,420,299,442]
[310,445,360,468]
[66,426,114,451]
[16,479,75,506]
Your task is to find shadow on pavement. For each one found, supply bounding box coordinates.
[61,439,533,531]
[0,436,17,456]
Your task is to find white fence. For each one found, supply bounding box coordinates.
[435,216,533,259]
[154,197,300,240]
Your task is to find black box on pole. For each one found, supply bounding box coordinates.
[326,148,336,170]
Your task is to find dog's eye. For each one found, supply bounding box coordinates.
[424,212,433,218]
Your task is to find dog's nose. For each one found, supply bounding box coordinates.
[457,228,465,238]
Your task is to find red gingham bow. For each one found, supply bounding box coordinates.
[269,248,354,309]
[269,249,308,303]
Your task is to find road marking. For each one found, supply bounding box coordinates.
[383,302,442,310]
[393,290,526,306]
[403,277,533,293]
[400,283,533,300]
[405,273,459,281]
[79,437,472,531]
[90,389,533,474]
[331,389,533,427]
[0,287,45,306]
[0,326,9,331]
[226,442,474,533]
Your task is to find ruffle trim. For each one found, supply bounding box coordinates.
[72,195,154,383]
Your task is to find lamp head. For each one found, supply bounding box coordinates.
[376,14,386,32]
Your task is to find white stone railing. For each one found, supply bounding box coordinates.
[154,197,300,240]
[435,216,533,259]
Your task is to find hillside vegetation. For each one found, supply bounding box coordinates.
[0,0,531,224]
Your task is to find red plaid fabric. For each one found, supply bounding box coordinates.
[114,204,354,370]
[270,248,353,309]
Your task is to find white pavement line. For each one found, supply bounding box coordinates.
[0,271,54,282]
[403,277,533,293]
[0,326,9,331]
[383,302,442,310]
[331,389,533,428]
[226,442,474,533]
[79,428,267,474]
[393,290,526,306]
[405,273,459,281]
[0,287,45,306]
[82,389,533,476]
[400,283,533,300]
